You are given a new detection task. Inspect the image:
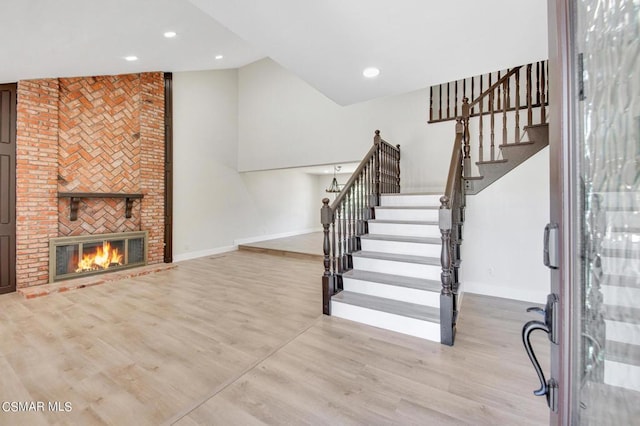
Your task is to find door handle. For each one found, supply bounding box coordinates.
[522,294,559,412]
[543,223,559,269]
[522,319,550,397]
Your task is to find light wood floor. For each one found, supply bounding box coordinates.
[0,249,550,425]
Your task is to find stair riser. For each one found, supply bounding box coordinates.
[360,239,441,258]
[606,320,640,346]
[603,285,640,309]
[379,195,441,207]
[367,222,440,238]
[352,257,440,280]
[342,278,440,307]
[499,143,545,164]
[331,301,441,342]
[374,208,439,222]
[604,360,640,393]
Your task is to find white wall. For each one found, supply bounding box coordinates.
[238,58,450,192]
[172,70,319,261]
[461,147,551,303]
[237,59,551,302]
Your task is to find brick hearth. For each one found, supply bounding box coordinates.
[15,73,165,288]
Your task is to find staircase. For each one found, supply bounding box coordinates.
[320,62,549,345]
[331,193,444,341]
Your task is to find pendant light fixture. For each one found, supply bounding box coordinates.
[325,165,342,193]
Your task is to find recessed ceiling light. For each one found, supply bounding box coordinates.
[363,67,380,78]
[164,31,177,38]
[215,54,224,60]
[124,56,138,62]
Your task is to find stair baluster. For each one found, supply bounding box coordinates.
[515,69,521,141]
[527,63,533,126]
[541,61,547,123]
[321,198,333,315]
[490,90,496,161]
[320,131,400,316]
[502,79,508,146]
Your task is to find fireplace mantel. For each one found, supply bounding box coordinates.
[58,192,144,221]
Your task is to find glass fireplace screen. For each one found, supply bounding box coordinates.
[49,231,147,282]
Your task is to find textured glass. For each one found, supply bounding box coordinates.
[577,0,640,423]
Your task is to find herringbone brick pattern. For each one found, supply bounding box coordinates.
[16,73,165,287]
[58,75,141,193]
[58,199,139,236]
[58,75,143,236]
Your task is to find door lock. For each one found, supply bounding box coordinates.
[522,293,559,412]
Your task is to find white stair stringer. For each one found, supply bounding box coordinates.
[328,192,450,344]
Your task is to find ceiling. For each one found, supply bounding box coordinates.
[0,0,548,105]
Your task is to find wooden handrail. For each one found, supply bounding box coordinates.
[321,130,400,315]
[443,122,464,205]
[467,66,523,109]
[330,131,398,212]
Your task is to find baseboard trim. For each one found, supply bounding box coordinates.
[464,281,549,304]
[173,245,238,262]
[234,227,322,246]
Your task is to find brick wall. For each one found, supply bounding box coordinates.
[15,73,165,288]
[16,79,60,287]
[139,73,165,264]
[57,75,142,236]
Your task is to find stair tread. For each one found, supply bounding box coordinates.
[499,141,536,148]
[352,251,440,266]
[332,291,440,323]
[603,274,640,288]
[605,340,640,367]
[524,123,549,129]
[368,219,439,225]
[604,304,640,324]
[382,192,442,196]
[342,269,441,292]
[375,206,440,210]
[359,234,441,245]
[476,159,508,165]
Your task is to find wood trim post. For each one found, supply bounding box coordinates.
[321,198,333,315]
[439,196,454,346]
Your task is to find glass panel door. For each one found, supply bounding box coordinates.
[573,0,640,423]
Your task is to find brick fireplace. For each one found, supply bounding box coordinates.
[15,73,165,288]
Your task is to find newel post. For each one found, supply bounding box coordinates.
[321,198,334,315]
[461,97,471,178]
[439,195,455,346]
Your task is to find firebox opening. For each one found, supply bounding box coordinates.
[49,231,148,282]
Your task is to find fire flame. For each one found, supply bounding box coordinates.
[76,241,123,272]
